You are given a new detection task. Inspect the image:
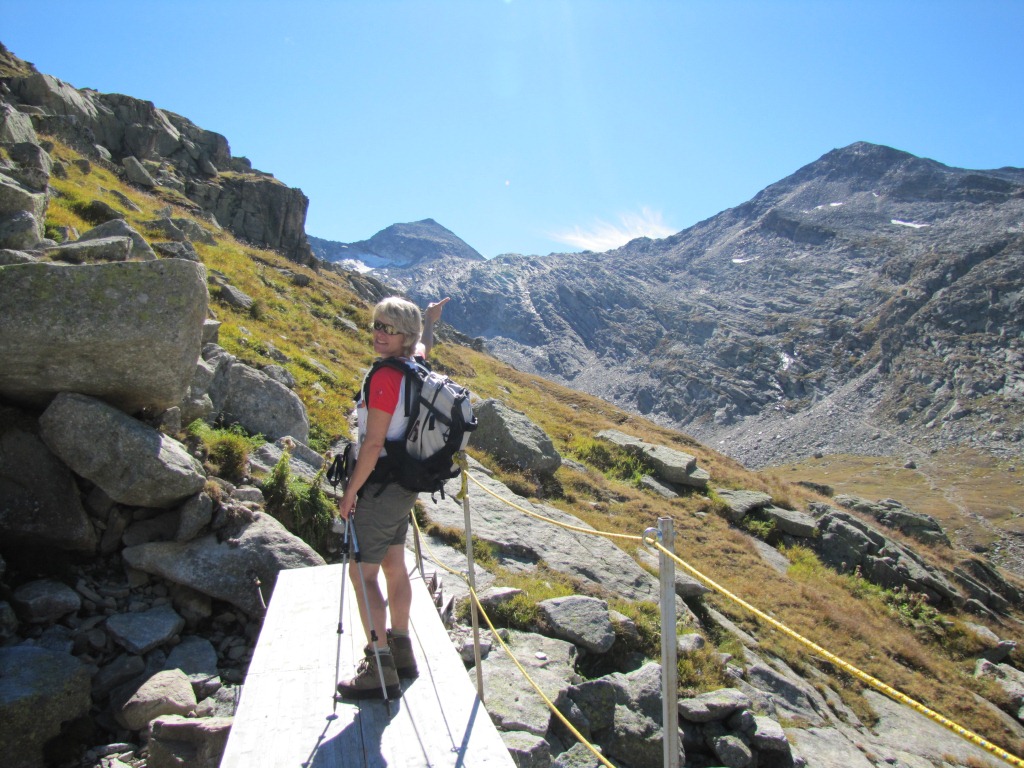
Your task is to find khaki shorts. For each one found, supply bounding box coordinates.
[351,482,417,564]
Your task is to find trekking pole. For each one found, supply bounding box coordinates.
[349,523,393,707]
[329,515,351,717]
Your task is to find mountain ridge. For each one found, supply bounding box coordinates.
[343,141,1024,473]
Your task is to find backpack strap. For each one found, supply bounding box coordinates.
[362,357,419,418]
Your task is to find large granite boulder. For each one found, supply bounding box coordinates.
[0,428,97,552]
[148,715,232,768]
[106,605,186,655]
[76,218,157,260]
[115,669,197,731]
[6,142,52,193]
[0,646,91,768]
[43,235,133,263]
[537,595,616,654]
[712,489,774,525]
[39,393,206,509]
[12,580,81,624]
[0,173,46,249]
[470,398,561,476]
[563,663,668,768]
[0,102,38,145]
[122,512,325,616]
[0,259,208,411]
[204,346,309,443]
[479,630,579,736]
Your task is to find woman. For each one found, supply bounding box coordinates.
[336,296,447,700]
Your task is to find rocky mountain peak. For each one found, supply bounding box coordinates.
[310,217,483,272]
[768,141,1024,212]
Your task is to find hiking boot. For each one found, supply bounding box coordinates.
[337,648,401,700]
[388,629,419,679]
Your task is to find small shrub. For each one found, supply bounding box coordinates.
[469,592,541,631]
[290,465,336,553]
[677,643,733,695]
[741,514,777,542]
[568,436,658,487]
[261,449,335,554]
[43,222,68,242]
[262,446,292,513]
[458,564,578,629]
[610,599,661,658]
[186,420,262,483]
[569,437,617,471]
[306,422,334,454]
[783,544,830,579]
[716,634,746,661]
[697,493,732,520]
[940,619,992,661]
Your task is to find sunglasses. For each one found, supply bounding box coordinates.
[371,320,402,335]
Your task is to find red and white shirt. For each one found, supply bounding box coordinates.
[353,361,411,459]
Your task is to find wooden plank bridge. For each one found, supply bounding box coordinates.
[220,556,515,767]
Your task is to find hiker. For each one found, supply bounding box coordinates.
[336,296,446,699]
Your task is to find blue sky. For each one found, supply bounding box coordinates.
[5,1,1023,258]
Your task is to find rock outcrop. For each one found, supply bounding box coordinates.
[597,429,709,490]
[0,166,325,768]
[3,61,314,266]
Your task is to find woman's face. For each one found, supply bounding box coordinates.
[372,318,407,358]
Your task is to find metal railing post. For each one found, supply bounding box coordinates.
[462,473,485,702]
[659,517,680,768]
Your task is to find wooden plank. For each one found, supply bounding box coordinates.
[221,556,516,767]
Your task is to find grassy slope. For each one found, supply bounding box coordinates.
[40,138,1024,757]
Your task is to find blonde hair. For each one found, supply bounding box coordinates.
[373,296,422,357]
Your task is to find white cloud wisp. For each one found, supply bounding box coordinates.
[552,207,675,252]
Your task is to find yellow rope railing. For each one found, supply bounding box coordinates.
[647,536,1024,768]
[411,511,616,768]
[445,464,1023,768]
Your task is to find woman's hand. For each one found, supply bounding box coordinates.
[425,297,450,324]
[339,490,357,520]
